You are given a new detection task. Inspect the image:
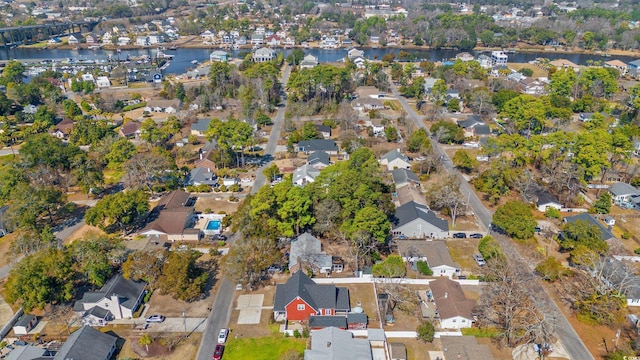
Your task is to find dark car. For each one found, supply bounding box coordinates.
[213,344,224,360]
[452,232,467,238]
[213,234,227,241]
[469,233,483,239]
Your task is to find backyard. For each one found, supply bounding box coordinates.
[223,335,306,360]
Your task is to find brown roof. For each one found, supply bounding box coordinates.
[439,336,495,360]
[55,119,75,134]
[146,99,181,109]
[355,86,383,98]
[605,59,627,68]
[141,208,192,235]
[119,121,141,137]
[395,186,427,207]
[156,190,192,210]
[429,278,475,321]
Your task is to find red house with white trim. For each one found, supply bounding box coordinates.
[273,271,350,322]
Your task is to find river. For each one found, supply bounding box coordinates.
[0,46,636,75]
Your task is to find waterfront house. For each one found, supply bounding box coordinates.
[266,35,281,47]
[491,51,508,67]
[251,33,264,45]
[252,47,275,62]
[210,50,229,62]
[68,34,84,44]
[136,36,149,46]
[628,59,640,77]
[605,59,628,76]
[300,54,319,69]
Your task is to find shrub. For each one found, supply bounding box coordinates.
[219,185,227,192]
[228,184,241,192]
[416,260,433,276]
[622,231,632,240]
[143,290,152,303]
[122,102,147,112]
[545,207,560,219]
[302,327,310,338]
[535,257,569,282]
[416,321,435,343]
[293,329,301,338]
[634,248,640,255]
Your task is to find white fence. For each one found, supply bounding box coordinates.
[312,277,480,286]
[0,307,23,340]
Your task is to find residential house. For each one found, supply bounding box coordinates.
[53,326,118,360]
[85,33,98,44]
[73,274,146,326]
[50,118,74,140]
[119,121,142,138]
[190,118,212,136]
[550,59,580,72]
[352,56,366,69]
[289,232,334,274]
[293,163,321,186]
[252,47,275,62]
[201,30,215,42]
[351,97,384,112]
[356,86,386,99]
[438,336,495,360]
[284,37,296,47]
[379,149,411,171]
[210,50,229,62]
[367,119,385,135]
[477,54,492,69]
[321,36,338,49]
[599,258,640,307]
[423,78,439,95]
[235,36,247,46]
[81,73,95,83]
[457,115,485,138]
[629,59,640,77]
[491,50,508,67]
[394,186,428,208]
[609,182,640,204]
[315,124,332,139]
[397,240,460,278]
[185,167,217,186]
[139,190,201,242]
[148,34,164,44]
[307,151,331,169]
[68,34,84,44]
[144,99,181,113]
[136,36,149,46]
[534,188,562,212]
[96,76,111,88]
[117,37,131,46]
[251,33,264,45]
[266,35,281,47]
[393,201,449,239]
[455,52,475,62]
[308,316,347,330]
[297,139,339,155]
[519,77,545,95]
[304,327,372,360]
[300,54,319,69]
[429,277,475,328]
[273,271,350,321]
[12,314,38,335]
[347,48,364,60]
[563,213,616,242]
[391,168,420,189]
[605,59,628,76]
[5,345,54,359]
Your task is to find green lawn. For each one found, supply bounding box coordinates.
[223,336,306,360]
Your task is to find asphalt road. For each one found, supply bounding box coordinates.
[251,64,292,195]
[389,83,595,360]
[196,64,292,360]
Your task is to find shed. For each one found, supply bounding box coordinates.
[13,314,38,335]
[367,328,386,348]
[389,342,408,360]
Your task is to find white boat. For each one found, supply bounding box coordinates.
[157,51,174,60]
[191,60,198,64]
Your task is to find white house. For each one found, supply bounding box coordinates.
[609,182,640,204]
[293,163,320,186]
[300,54,319,69]
[144,99,181,113]
[491,50,508,67]
[397,240,459,278]
[73,274,146,326]
[96,76,111,88]
[379,149,411,171]
[534,188,562,212]
[252,47,275,62]
[136,36,149,46]
[392,201,450,240]
[430,278,475,329]
[117,36,131,46]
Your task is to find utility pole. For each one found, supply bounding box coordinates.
[182,309,186,334]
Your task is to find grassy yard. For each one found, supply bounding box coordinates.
[223,336,306,360]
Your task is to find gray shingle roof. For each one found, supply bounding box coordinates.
[305,327,372,360]
[14,314,36,328]
[54,326,117,360]
[80,274,146,311]
[191,118,211,132]
[298,139,338,153]
[290,232,322,268]
[395,201,449,231]
[5,345,47,360]
[273,271,350,314]
[307,151,330,167]
[534,188,560,206]
[391,168,419,186]
[308,316,347,329]
[609,182,640,197]
[439,336,495,360]
[564,213,615,241]
[187,167,217,185]
[380,149,409,163]
[397,240,458,269]
[457,115,484,129]
[347,312,368,325]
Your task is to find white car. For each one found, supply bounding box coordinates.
[218,328,229,344]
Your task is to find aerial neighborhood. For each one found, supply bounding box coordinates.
[2,0,640,359]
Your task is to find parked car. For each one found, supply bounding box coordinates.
[469,233,483,239]
[213,344,224,360]
[213,234,227,241]
[453,232,467,238]
[218,328,229,344]
[473,254,486,266]
[236,283,243,291]
[145,315,166,323]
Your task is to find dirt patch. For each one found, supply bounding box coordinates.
[119,333,202,360]
[194,196,241,215]
[507,63,548,78]
[396,338,439,360]
[0,232,16,268]
[476,337,514,360]
[348,283,381,329]
[609,206,640,254]
[146,290,213,318]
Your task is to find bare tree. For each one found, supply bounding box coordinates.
[427,173,466,226]
[123,151,172,194]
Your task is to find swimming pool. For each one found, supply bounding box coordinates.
[206,220,221,231]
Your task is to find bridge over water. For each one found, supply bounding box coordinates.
[0,21,100,47]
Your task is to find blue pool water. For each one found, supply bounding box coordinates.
[206,220,221,230]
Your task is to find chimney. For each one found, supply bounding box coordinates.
[444,292,448,299]
[326,342,331,348]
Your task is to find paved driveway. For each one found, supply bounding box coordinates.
[110,317,207,333]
